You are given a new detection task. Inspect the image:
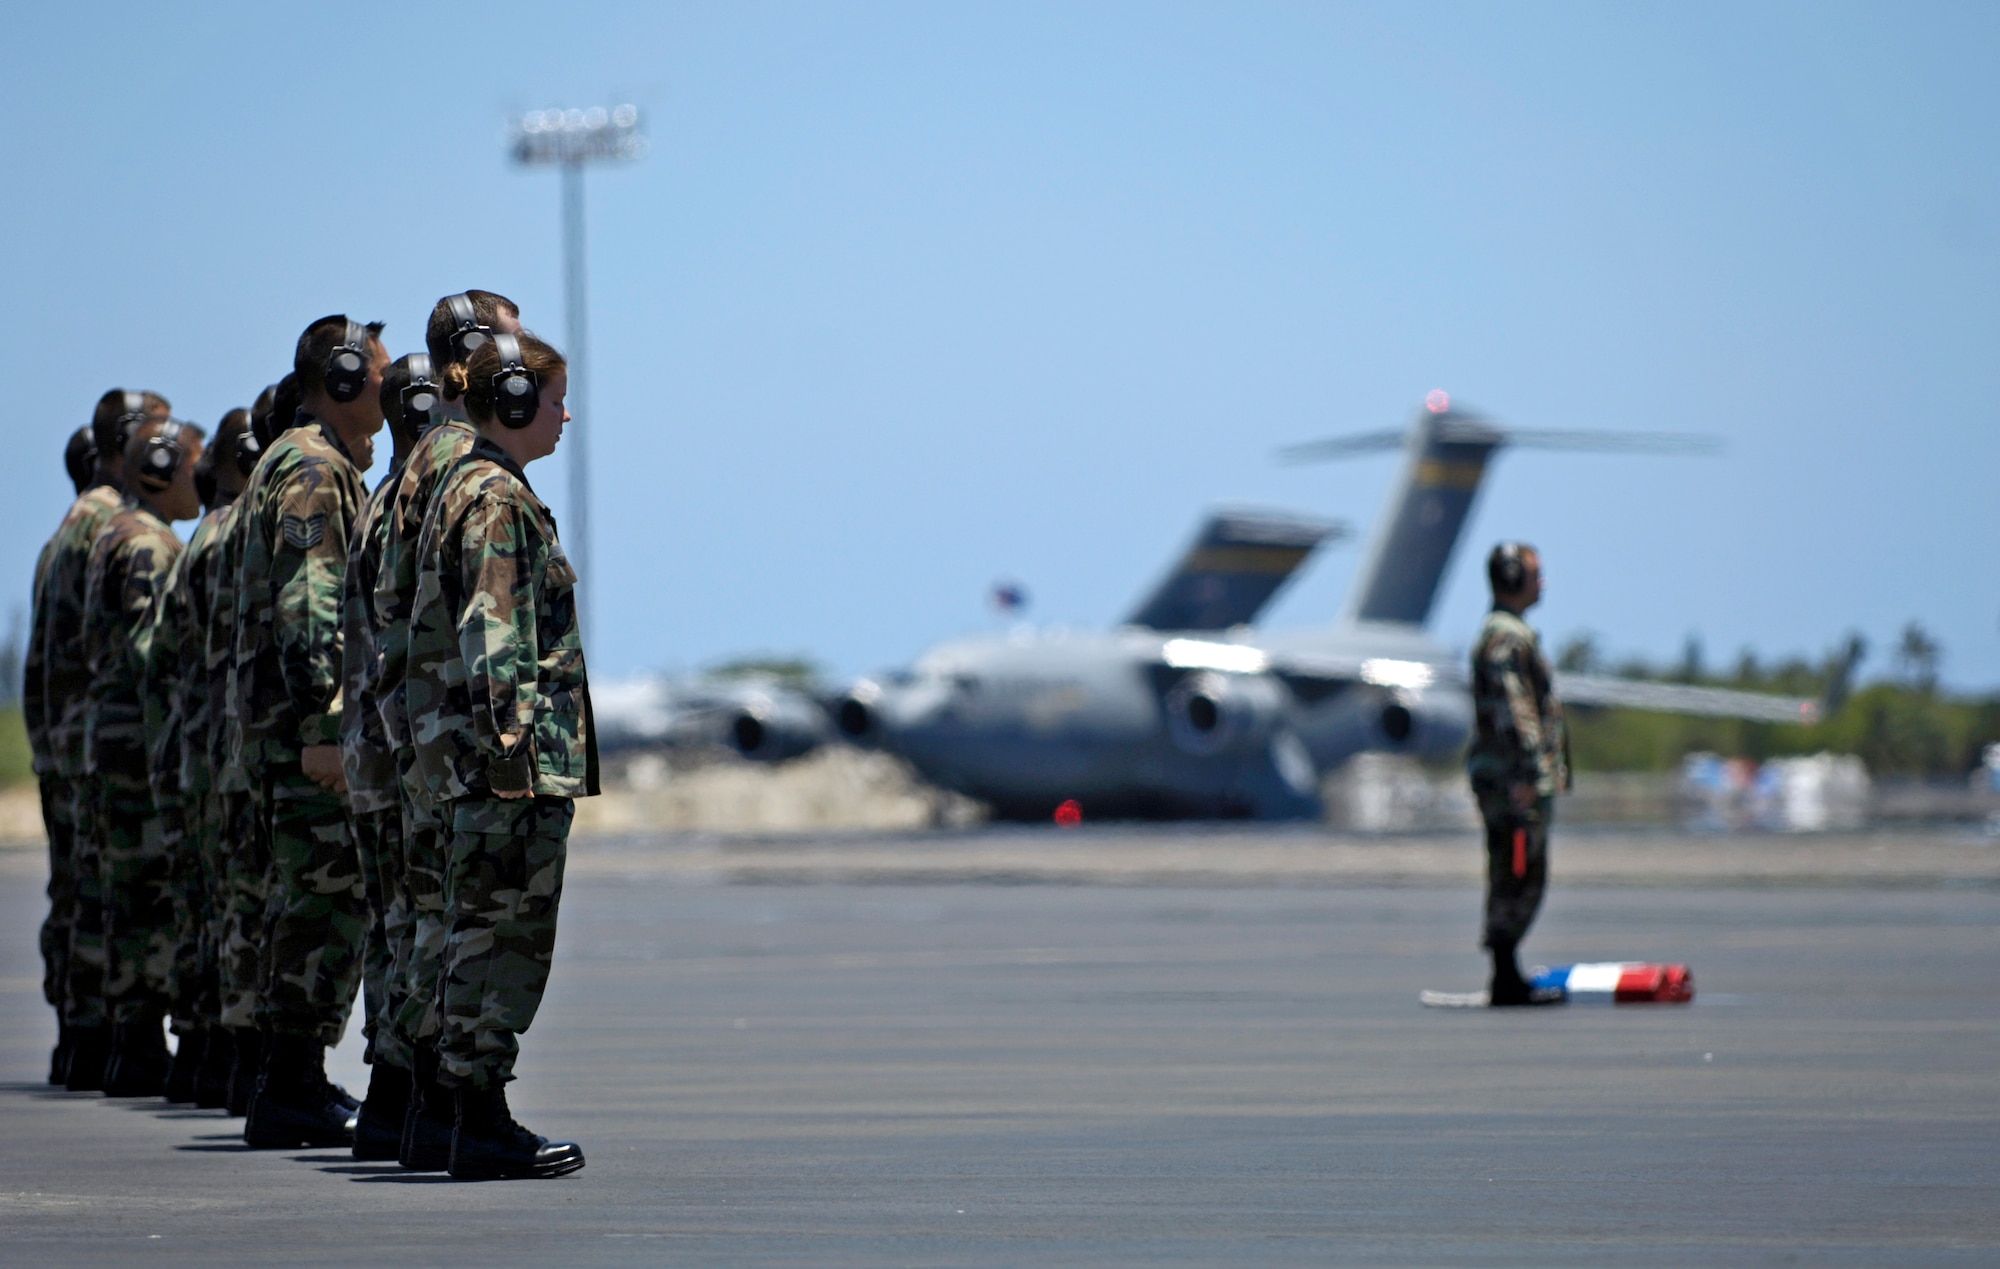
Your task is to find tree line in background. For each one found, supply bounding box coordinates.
[1557,622,2000,778]
[0,616,1991,786]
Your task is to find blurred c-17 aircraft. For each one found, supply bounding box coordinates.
[829,393,1820,821]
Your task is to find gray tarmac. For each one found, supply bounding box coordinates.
[3,827,1998,1265]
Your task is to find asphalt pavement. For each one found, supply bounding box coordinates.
[2,828,1997,1265]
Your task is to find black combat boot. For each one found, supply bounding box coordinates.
[102,1012,172,1097]
[63,1024,112,1092]
[163,1025,205,1103]
[225,1028,264,1117]
[49,1021,74,1086]
[193,1027,234,1109]
[352,1061,413,1161]
[243,1034,356,1149]
[1488,938,1563,1007]
[399,1047,455,1171]
[448,1083,585,1181]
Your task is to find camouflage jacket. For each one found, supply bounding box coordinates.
[81,498,184,783]
[1465,607,1570,799]
[372,418,477,768]
[33,484,126,778]
[145,499,233,802]
[337,463,404,813]
[206,496,252,794]
[24,532,61,769]
[407,437,599,803]
[229,418,364,778]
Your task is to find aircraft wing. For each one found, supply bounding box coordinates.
[1555,673,1820,725]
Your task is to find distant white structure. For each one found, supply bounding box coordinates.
[1680,751,1870,832]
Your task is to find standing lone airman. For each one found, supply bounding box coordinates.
[1465,542,1569,1006]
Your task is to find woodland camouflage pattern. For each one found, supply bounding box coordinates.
[376,419,477,824]
[229,419,364,778]
[1465,608,1570,805]
[37,485,125,778]
[374,419,479,1056]
[340,468,403,811]
[1466,607,1569,949]
[28,490,105,1016]
[231,418,368,1042]
[147,503,234,1032]
[434,796,573,1088]
[81,500,184,1024]
[408,438,596,1087]
[342,464,411,1066]
[407,438,597,805]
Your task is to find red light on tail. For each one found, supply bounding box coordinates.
[1425,389,1450,414]
[1053,799,1083,827]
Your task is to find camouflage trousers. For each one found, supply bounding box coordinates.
[256,771,366,1046]
[62,778,108,1029]
[165,795,226,1033]
[97,773,177,1025]
[215,790,267,1032]
[38,775,79,1016]
[1479,794,1551,949]
[390,784,450,1057]
[158,803,201,1034]
[434,796,573,1089]
[353,807,413,1069]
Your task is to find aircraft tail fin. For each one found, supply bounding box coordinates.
[1279,397,1716,628]
[1124,508,1346,632]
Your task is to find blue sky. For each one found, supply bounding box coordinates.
[3,3,1994,688]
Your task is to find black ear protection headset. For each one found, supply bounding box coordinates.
[1489,542,1533,595]
[489,333,541,429]
[446,294,493,361]
[134,420,186,491]
[113,390,149,449]
[233,428,263,478]
[322,320,371,403]
[401,353,439,431]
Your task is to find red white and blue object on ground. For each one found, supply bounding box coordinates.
[1420,962,1694,1008]
[1530,962,1694,1004]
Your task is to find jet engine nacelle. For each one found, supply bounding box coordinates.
[832,681,882,747]
[1299,684,1472,767]
[727,692,831,763]
[1163,671,1292,755]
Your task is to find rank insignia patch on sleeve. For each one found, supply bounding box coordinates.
[281,513,328,549]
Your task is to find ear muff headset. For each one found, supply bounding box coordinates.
[1488,542,1533,595]
[323,320,371,404]
[113,390,149,449]
[135,420,186,491]
[446,294,493,361]
[489,333,541,429]
[233,428,263,478]
[400,353,439,432]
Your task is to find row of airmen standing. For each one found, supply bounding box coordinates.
[25,291,596,1180]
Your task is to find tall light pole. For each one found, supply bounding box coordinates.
[509,103,646,625]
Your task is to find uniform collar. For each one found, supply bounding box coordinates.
[296,413,360,466]
[469,434,534,492]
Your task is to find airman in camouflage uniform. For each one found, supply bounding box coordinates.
[338,354,439,1159]
[408,329,589,1179]
[35,390,171,1091]
[26,422,115,1083]
[211,380,285,1115]
[1465,542,1570,1007]
[232,317,385,1148]
[82,417,204,1093]
[376,290,521,1169]
[141,408,255,1106]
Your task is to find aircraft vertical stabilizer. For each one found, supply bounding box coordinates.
[1280,395,1716,629]
[1124,509,1346,632]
